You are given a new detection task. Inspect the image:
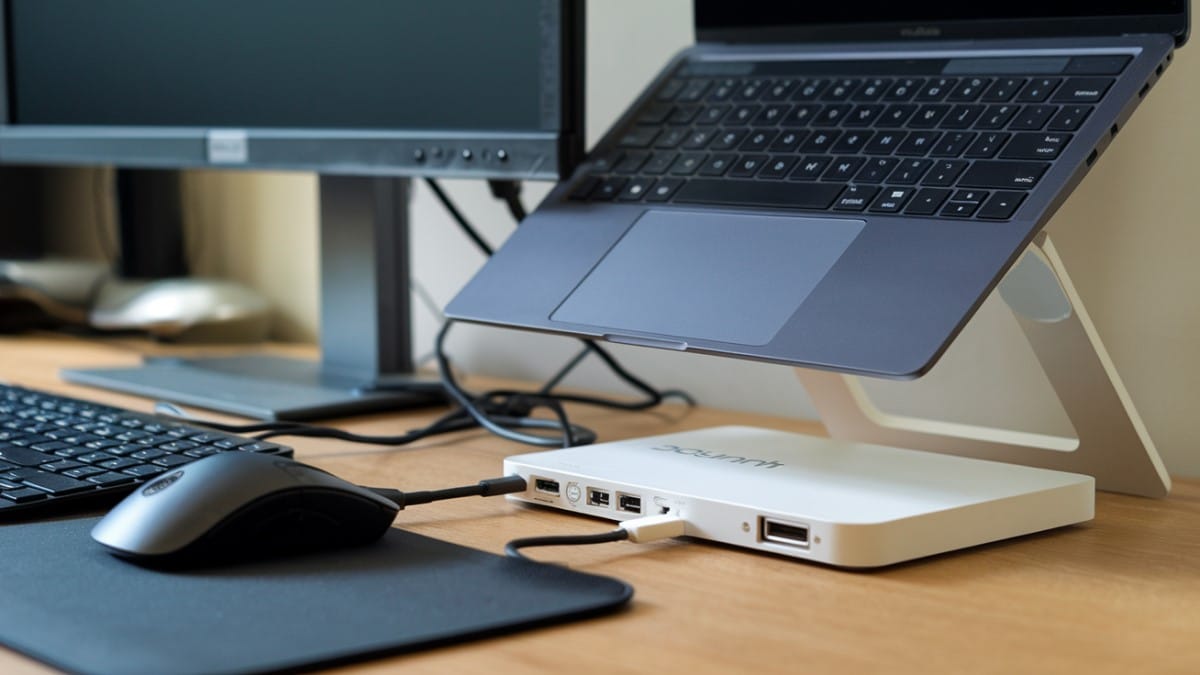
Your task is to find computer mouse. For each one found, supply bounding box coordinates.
[90,277,270,342]
[91,452,400,567]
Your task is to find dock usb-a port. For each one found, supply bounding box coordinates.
[760,517,810,549]
[617,493,642,514]
[588,488,611,508]
[533,478,560,496]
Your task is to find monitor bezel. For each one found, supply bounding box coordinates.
[0,0,585,180]
[693,2,1191,47]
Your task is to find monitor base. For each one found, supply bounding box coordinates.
[62,355,444,421]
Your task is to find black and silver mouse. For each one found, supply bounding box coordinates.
[91,452,400,567]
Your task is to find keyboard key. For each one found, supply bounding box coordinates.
[822,157,866,182]
[853,79,892,102]
[711,129,748,151]
[958,161,1049,189]
[1052,78,1114,103]
[977,191,1027,220]
[951,189,989,204]
[833,185,879,211]
[614,152,649,174]
[0,446,56,467]
[816,104,853,126]
[863,130,907,155]
[568,176,602,200]
[1,487,47,504]
[63,466,105,479]
[678,80,712,103]
[855,158,900,183]
[888,159,933,185]
[668,106,700,125]
[758,156,798,180]
[976,104,1021,130]
[668,153,707,176]
[915,78,957,101]
[1016,78,1061,103]
[636,103,673,125]
[728,105,762,125]
[729,154,769,178]
[739,130,777,152]
[1048,105,1092,132]
[947,78,991,102]
[909,105,950,129]
[697,105,731,125]
[19,470,93,495]
[643,152,678,175]
[789,156,833,181]
[86,472,137,487]
[590,177,627,201]
[941,200,981,217]
[697,154,737,176]
[844,105,886,127]
[822,79,862,101]
[792,79,829,101]
[782,105,822,127]
[1000,132,1072,160]
[654,128,689,149]
[124,464,168,478]
[964,132,1011,159]
[929,132,976,158]
[734,79,770,101]
[895,131,941,156]
[922,160,969,187]
[800,130,841,153]
[981,78,1027,102]
[941,105,985,130]
[832,131,873,154]
[1009,105,1058,131]
[618,178,656,201]
[879,104,918,127]
[762,79,800,101]
[883,78,924,101]
[905,188,953,215]
[768,130,808,153]
[754,105,791,125]
[708,78,738,101]
[40,459,84,473]
[674,179,844,210]
[655,79,686,101]
[869,187,915,213]
[648,177,686,200]
[153,454,194,468]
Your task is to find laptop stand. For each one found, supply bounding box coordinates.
[796,230,1170,498]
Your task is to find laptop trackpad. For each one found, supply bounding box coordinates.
[550,209,865,346]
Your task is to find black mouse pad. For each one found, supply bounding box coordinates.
[0,517,633,675]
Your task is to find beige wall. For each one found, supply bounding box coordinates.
[49,1,1200,477]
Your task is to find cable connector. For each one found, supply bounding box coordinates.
[619,514,686,543]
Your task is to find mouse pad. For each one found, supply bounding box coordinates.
[0,517,633,675]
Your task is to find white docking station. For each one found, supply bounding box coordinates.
[503,426,1095,568]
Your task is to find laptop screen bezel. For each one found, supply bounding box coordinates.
[694,3,1191,47]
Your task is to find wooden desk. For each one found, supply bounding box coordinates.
[2,334,1198,674]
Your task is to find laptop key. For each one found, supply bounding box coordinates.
[1052,78,1114,103]
[981,78,1027,102]
[19,470,94,496]
[888,159,933,185]
[590,177,627,201]
[922,160,969,187]
[964,132,1011,159]
[711,129,748,151]
[800,130,841,153]
[792,79,829,101]
[654,128,689,150]
[768,130,808,153]
[568,176,602,200]
[678,80,712,103]
[1,487,47,504]
[642,152,678,175]
[789,155,833,181]
[739,130,777,152]
[909,105,950,129]
[929,133,977,158]
[883,78,924,101]
[879,104,918,127]
[697,154,737,176]
[833,185,880,212]
[619,127,659,148]
[977,191,1027,220]
[645,178,684,202]
[1048,105,1092,132]
[853,79,892,102]
[758,157,798,180]
[669,154,706,176]
[707,78,738,101]
[1000,132,1072,160]
[941,105,985,130]
[821,79,862,101]
[614,152,650,174]
[957,161,1049,189]
[823,157,866,182]
[869,187,915,213]
[855,158,900,183]
[674,179,844,210]
[915,78,957,101]
[655,79,686,102]
[863,130,907,155]
[0,446,57,467]
[947,78,991,102]
[618,178,656,201]
[1010,105,1058,131]
[975,104,1021,130]
[729,155,769,178]
[1016,78,1061,103]
[905,188,953,215]
[696,105,730,125]
[895,131,941,156]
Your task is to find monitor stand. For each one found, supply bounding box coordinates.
[795,230,1170,498]
[63,175,444,420]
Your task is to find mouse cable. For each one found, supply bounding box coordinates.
[366,474,528,509]
[505,514,687,562]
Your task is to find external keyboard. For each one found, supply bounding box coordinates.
[571,54,1129,221]
[0,383,291,518]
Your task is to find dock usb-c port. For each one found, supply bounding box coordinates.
[534,478,561,496]
[759,517,810,549]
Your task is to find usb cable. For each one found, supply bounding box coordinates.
[504,514,687,561]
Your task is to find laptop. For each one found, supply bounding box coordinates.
[448,2,1190,379]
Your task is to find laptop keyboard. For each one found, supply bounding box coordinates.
[0,383,291,519]
[571,55,1129,221]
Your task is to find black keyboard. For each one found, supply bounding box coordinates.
[0,383,291,519]
[571,54,1129,221]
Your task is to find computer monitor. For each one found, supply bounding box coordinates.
[0,0,585,419]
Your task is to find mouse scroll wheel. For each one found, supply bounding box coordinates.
[141,470,185,497]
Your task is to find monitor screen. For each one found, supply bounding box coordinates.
[0,0,583,179]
